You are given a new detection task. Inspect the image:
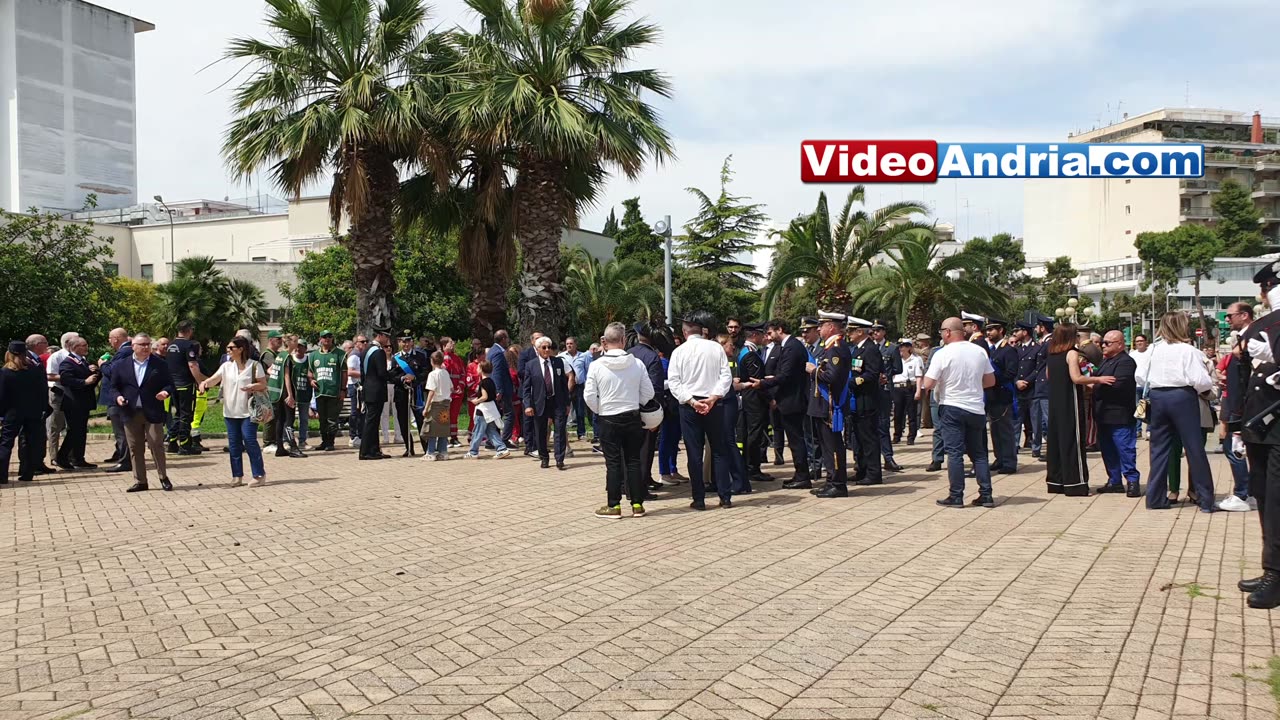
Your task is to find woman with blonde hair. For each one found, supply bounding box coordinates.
[1136,311,1216,512]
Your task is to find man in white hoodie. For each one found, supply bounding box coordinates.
[585,322,656,519]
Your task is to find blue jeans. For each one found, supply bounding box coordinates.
[1223,436,1250,500]
[1031,398,1049,454]
[226,416,265,479]
[930,394,944,464]
[296,393,312,445]
[425,436,448,455]
[572,387,587,439]
[988,403,1017,471]
[1098,422,1140,486]
[468,413,508,455]
[680,403,732,503]
[939,405,992,498]
[658,400,681,475]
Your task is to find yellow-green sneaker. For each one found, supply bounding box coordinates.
[631,504,646,517]
[594,505,622,520]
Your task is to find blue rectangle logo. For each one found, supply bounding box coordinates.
[935,143,1204,179]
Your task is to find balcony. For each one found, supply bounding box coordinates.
[1180,207,1216,221]
[1180,179,1220,195]
[1254,181,1280,198]
[1206,152,1257,167]
[1257,154,1280,171]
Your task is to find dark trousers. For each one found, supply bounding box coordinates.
[598,411,644,507]
[347,384,362,439]
[743,403,768,478]
[779,411,809,481]
[108,406,130,465]
[680,403,732,503]
[723,397,749,493]
[1018,392,1034,447]
[1145,387,1214,511]
[930,394,945,464]
[852,410,882,484]
[988,402,1018,471]
[58,403,90,465]
[273,399,295,454]
[393,390,415,454]
[877,388,894,461]
[639,423,658,486]
[316,395,342,448]
[361,399,385,457]
[572,386,588,439]
[0,414,43,482]
[658,395,681,475]
[172,384,196,447]
[939,405,992,498]
[816,419,848,487]
[498,395,515,444]
[770,406,784,452]
[891,386,919,441]
[805,415,822,477]
[533,409,568,463]
[1245,443,1280,573]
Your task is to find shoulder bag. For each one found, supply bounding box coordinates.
[248,363,274,425]
[1134,346,1154,421]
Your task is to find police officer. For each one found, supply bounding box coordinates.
[1235,260,1280,608]
[984,317,1020,474]
[798,316,824,479]
[807,311,852,497]
[847,316,882,485]
[390,330,429,457]
[1013,321,1038,451]
[871,321,903,472]
[738,322,771,484]
[962,311,991,353]
[1030,314,1055,461]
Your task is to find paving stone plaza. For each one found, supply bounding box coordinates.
[2,433,1277,720]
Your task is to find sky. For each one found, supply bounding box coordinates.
[99,0,1280,268]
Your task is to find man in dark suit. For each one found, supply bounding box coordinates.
[871,321,903,472]
[487,330,515,445]
[984,317,1020,475]
[808,312,852,497]
[847,317,883,485]
[631,324,666,490]
[761,319,811,489]
[762,333,785,466]
[737,323,770,484]
[109,334,175,492]
[360,329,392,460]
[522,337,570,469]
[516,333,542,455]
[1094,329,1140,497]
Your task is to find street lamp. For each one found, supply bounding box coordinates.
[654,216,673,325]
[153,195,175,280]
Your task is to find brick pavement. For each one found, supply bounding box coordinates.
[1,432,1277,720]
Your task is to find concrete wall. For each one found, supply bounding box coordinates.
[215,261,299,310]
[7,0,141,212]
[131,214,291,282]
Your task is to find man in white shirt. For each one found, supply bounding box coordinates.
[891,340,924,445]
[666,311,734,510]
[923,317,996,508]
[586,322,656,519]
[1130,333,1151,436]
[45,331,79,467]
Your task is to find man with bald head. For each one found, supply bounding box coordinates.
[922,317,996,507]
[99,328,135,472]
[1093,329,1141,497]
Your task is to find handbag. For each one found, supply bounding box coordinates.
[1134,346,1154,420]
[248,363,274,425]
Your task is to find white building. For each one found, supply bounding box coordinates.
[0,0,152,212]
[1024,108,1280,264]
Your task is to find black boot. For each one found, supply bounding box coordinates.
[1240,575,1268,593]
[1247,571,1280,609]
[1125,482,1141,498]
[773,449,785,466]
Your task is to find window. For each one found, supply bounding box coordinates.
[251,256,267,262]
[1125,205,1131,215]
[140,264,154,282]
[1125,178,1132,184]
[103,263,119,277]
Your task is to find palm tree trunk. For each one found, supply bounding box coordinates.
[470,269,508,345]
[348,151,400,337]
[905,302,931,340]
[515,154,573,342]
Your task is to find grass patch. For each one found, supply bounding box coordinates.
[1185,583,1223,601]
[921,703,940,712]
[1268,657,1280,706]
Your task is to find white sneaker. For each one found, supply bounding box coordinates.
[1217,495,1251,512]
[436,453,447,461]
[423,454,437,461]
[494,449,511,459]
[1248,497,1259,511]
[657,474,681,486]
[263,444,277,453]
[464,453,479,460]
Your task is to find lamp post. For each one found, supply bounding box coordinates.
[1053,298,1097,326]
[655,216,673,325]
[154,195,175,281]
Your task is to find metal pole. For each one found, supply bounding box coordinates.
[168,211,175,280]
[663,215,673,324]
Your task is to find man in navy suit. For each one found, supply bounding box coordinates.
[487,330,515,445]
[109,333,176,492]
[760,319,812,489]
[516,332,542,455]
[99,328,134,473]
[522,336,570,469]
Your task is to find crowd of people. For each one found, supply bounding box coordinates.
[6,270,1280,608]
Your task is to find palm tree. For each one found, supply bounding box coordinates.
[564,247,661,338]
[157,257,268,350]
[847,235,1008,338]
[445,0,675,340]
[222,0,435,336]
[762,187,932,316]
[224,279,269,338]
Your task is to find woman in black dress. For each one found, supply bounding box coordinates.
[1046,323,1115,496]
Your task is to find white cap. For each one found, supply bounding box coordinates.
[961,311,986,323]
[818,310,847,324]
[845,316,872,328]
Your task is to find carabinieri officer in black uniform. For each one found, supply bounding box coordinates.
[847,316,882,485]
[390,329,430,456]
[1014,320,1039,450]
[807,311,851,497]
[872,321,903,473]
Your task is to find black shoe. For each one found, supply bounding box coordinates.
[926,462,942,472]
[168,441,180,453]
[359,454,385,461]
[689,500,706,511]
[892,437,902,444]
[648,480,663,491]
[540,459,549,469]
[177,447,202,456]
[35,466,56,475]
[54,460,75,471]
[643,492,660,502]
[401,450,414,458]
[970,495,995,508]
[1247,571,1280,609]
[906,439,915,446]
[936,496,965,508]
[773,451,785,466]
[884,460,903,473]
[1126,482,1142,498]
[222,446,230,453]
[557,463,566,471]
[990,465,1004,473]
[126,482,148,493]
[853,479,882,486]
[783,478,812,490]
[996,468,1017,475]
[751,472,775,483]
[719,499,732,508]
[1240,575,1267,593]
[73,462,97,470]
[160,477,172,491]
[104,453,120,464]
[1096,483,1123,495]
[815,485,848,498]
[105,463,131,473]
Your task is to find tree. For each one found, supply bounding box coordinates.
[601,208,619,238]
[564,247,662,338]
[447,0,675,341]
[848,235,1007,338]
[157,257,267,354]
[223,0,436,336]
[279,245,357,339]
[1213,179,1265,257]
[614,198,664,269]
[763,187,932,315]
[957,233,1026,291]
[672,267,758,331]
[108,276,162,338]
[393,229,472,341]
[680,157,768,290]
[1136,224,1223,336]
[0,200,119,345]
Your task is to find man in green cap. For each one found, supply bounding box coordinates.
[308,330,346,451]
[260,331,284,450]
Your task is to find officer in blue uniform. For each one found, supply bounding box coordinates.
[984,317,1020,474]
[798,317,823,479]
[871,321,903,472]
[1013,321,1038,450]
[807,311,852,497]
[1030,314,1055,461]
[963,311,991,354]
[847,316,882,485]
